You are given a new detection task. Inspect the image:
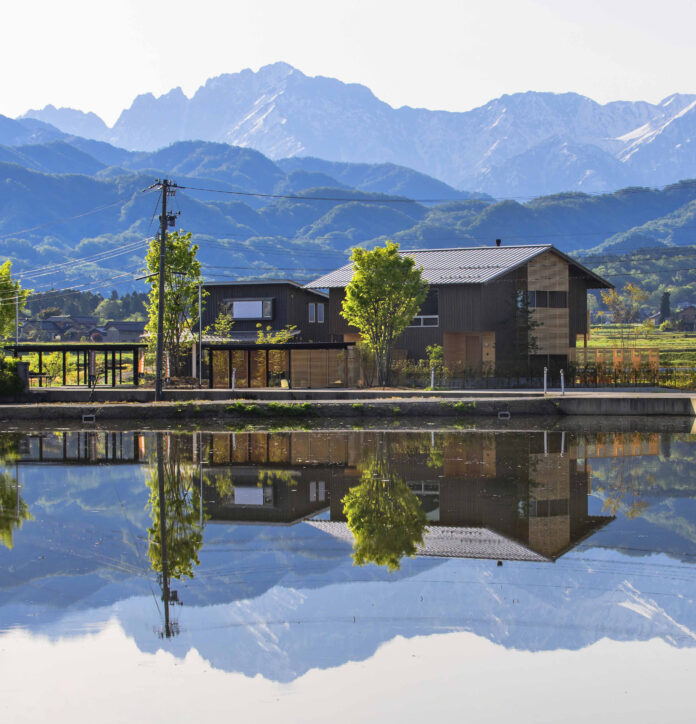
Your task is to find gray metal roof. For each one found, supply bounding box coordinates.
[305,244,611,289]
[305,521,550,562]
[203,279,328,298]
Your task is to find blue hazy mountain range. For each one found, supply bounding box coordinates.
[2,452,696,682]
[18,63,696,198]
[2,129,696,289]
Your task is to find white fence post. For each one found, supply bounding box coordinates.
[543,366,548,394]
[561,369,565,395]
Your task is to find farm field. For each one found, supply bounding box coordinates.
[587,325,696,368]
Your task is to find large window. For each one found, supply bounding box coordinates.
[223,299,273,320]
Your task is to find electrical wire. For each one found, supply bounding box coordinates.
[16,239,150,282]
[0,197,133,240]
[178,178,696,204]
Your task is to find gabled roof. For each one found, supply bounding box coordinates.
[305,244,612,289]
[103,321,146,331]
[306,521,551,562]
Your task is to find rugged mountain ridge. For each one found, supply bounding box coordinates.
[20,63,696,196]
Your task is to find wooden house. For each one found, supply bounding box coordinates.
[201,280,330,343]
[306,244,612,373]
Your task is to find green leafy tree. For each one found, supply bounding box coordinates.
[600,283,649,348]
[342,445,427,571]
[0,261,30,339]
[37,306,63,320]
[255,323,297,344]
[145,230,205,376]
[203,311,235,339]
[95,298,123,321]
[341,241,428,386]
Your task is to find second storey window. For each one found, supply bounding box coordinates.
[527,291,567,308]
[309,302,325,323]
[223,299,273,320]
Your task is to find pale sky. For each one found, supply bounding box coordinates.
[3,0,696,126]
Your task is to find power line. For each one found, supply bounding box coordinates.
[0,197,133,240]
[0,265,144,307]
[16,238,150,281]
[179,184,469,204]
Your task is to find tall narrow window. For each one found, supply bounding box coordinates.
[317,303,325,323]
[308,303,316,323]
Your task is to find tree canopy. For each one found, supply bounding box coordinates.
[0,261,30,340]
[341,241,427,385]
[145,230,205,376]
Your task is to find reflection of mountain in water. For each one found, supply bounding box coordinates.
[1,428,695,682]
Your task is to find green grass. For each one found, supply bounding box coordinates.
[444,400,477,413]
[226,401,316,417]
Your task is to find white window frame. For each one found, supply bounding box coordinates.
[407,315,439,328]
[317,302,325,323]
[308,303,316,323]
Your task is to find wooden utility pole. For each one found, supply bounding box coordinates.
[150,179,178,401]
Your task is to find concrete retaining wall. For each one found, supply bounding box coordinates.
[0,397,559,422]
[556,396,696,416]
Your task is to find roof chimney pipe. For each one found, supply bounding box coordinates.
[495,238,501,247]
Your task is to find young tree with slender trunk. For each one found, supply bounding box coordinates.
[341,241,427,386]
[145,230,205,376]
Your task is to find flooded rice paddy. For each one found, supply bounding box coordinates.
[1,420,695,722]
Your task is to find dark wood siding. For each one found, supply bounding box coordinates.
[568,275,589,345]
[202,283,330,342]
[329,279,519,361]
[481,271,521,363]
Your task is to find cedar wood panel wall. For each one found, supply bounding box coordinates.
[202,283,330,342]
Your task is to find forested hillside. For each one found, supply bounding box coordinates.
[0,132,695,310]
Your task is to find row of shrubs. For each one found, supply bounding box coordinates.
[0,355,25,396]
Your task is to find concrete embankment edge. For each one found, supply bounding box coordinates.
[555,396,696,416]
[0,398,558,421]
[0,395,694,421]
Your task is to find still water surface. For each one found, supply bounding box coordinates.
[1,423,695,722]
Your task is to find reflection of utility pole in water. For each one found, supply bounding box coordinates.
[156,431,177,639]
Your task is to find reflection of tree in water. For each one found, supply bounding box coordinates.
[342,442,427,571]
[0,472,31,549]
[0,434,31,549]
[146,433,205,581]
[590,433,655,520]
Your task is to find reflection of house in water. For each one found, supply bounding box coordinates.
[14,429,664,562]
[202,432,357,525]
[197,430,622,562]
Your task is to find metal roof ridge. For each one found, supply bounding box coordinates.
[399,243,552,253]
